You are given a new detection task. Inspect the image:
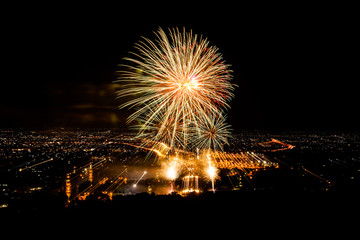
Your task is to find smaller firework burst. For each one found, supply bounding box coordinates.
[192,112,233,152]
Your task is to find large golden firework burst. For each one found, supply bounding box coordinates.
[116,27,236,152]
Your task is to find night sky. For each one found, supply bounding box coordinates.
[1,4,358,131]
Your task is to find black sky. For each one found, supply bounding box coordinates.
[1,3,358,130]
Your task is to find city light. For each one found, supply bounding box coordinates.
[2,128,360,211]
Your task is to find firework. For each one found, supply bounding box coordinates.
[133,171,147,187]
[207,163,217,193]
[116,27,235,152]
[192,111,232,151]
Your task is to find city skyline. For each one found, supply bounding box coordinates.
[2,5,358,131]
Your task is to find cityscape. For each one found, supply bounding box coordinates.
[1,128,360,213]
[2,5,358,219]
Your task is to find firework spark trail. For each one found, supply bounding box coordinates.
[116,27,235,152]
[104,168,128,194]
[133,171,147,187]
[19,158,54,172]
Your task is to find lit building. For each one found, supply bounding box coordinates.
[65,174,71,201]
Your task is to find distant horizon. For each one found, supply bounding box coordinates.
[1,126,359,133]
